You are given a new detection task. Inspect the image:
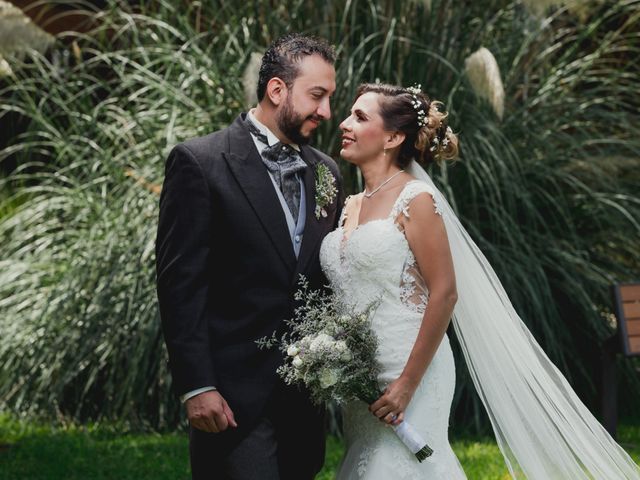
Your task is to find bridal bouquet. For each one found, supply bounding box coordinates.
[257,278,433,462]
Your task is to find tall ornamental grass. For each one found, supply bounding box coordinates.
[0,0,638,429]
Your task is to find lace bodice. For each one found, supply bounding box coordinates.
[321,180,448,386]
[321,179,440,321]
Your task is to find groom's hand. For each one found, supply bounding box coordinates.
[186,390,238,433]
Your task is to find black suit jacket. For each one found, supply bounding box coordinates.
[156,113,344,431]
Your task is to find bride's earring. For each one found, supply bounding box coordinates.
[383,148,387,157]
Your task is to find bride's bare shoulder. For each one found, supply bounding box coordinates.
[339,193,364,228]
[344,192,364,213]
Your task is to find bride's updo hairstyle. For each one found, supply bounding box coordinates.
[356,83,458,167]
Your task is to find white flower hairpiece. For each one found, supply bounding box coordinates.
[430,126,453,153]
[406,84,427,128]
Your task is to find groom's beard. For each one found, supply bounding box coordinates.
[277,98,321,145]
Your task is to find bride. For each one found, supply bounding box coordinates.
[319,83,640,479]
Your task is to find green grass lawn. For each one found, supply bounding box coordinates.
[1,414,639,479]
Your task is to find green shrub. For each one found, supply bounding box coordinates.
[0,0,638,429]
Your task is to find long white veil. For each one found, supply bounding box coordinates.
[407,160,640,479]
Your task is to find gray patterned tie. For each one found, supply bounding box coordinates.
[245,119,307,223]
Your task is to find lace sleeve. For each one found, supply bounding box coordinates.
[390,181,442,221]
[391,181,442,314]
[339,195,355,228]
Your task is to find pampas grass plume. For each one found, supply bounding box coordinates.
[242,52,263,107]
[0,1,54,56]
[464,47,505,120]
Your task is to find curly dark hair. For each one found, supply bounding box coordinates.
[256,33,336,102]
[356,83,458,167]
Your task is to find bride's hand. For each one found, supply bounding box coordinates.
[369,376,416,426]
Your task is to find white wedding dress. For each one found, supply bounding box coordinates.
[320,164,640,479]
[320,180,467,479]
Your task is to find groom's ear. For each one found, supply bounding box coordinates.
[265,77,288,107]
[385,131,406,150]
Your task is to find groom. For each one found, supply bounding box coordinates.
[156,33,343,479]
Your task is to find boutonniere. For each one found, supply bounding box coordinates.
[314,163,337,219]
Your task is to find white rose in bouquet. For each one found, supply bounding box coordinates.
[319,368,339,389]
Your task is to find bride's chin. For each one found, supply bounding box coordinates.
[340,148,361,162]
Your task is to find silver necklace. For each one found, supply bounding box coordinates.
[364,170,405,198]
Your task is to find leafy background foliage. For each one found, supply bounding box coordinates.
[0,0,638,431]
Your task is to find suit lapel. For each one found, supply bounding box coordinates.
[223,116,296,272]
[294,145,329,280]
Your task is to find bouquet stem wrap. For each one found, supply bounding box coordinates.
[392,422,433,462]
[360,384,433,462]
